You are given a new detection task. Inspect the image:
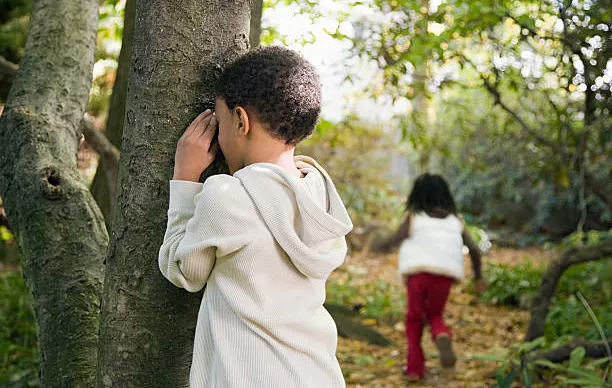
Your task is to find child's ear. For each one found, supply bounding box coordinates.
[234,106,250,136]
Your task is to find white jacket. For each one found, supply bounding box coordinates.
[158,156,352,388]
[398,213,465,280]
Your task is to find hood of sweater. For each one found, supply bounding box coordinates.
[234,155,353,279]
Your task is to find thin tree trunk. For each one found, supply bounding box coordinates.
[411,0,435,171]
[96,1,250,386]
[0,0,106,386]
[91,0,135,226]
[250,0,263,48]
[81,114,120,195]
[525,240,612,341]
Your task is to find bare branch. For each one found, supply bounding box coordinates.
[80,114,120,201]
[482,76,567,156]
[525,240,612,341]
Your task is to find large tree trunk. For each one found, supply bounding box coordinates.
[96,1,250,386]
[0,0,107,386]
[90,0,135,226]
[525,240,612,341]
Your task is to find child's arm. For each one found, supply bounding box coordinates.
[159,177,256,292]
[461,227,484,291]
[373,214,411,253]
[159,109,244,292]
[159,180,212,292]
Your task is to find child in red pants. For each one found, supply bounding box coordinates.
[376,173,484,380]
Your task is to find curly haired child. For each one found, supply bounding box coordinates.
[158,46,352,387]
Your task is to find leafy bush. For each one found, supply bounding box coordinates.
[0,271,39,387]
[326,266,405,324]
[476,338,611,388]
[481,261,543,307]
[556,228,612,249]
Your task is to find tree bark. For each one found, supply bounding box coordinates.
[90,0,135,226]
[96,1,250,386]
[0,0,106,386]
[525,240,612,341]
[250,0,263,48]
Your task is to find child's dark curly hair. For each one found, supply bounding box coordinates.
[407,173,457,214]
[216,46,321,145]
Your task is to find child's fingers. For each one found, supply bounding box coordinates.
[193,114,213,137]
[201,114,217,140]
[185,110,212,135]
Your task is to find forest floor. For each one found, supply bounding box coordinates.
[334,247,551,387]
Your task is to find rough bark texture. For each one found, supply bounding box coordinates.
[91,0,135,226]
[96,1,250,386]
[0,0,106,386]
[526,339,612,364]
[525,240,612,341]
[250,0,263,48]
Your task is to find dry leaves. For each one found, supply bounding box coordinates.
[333,247,537,387]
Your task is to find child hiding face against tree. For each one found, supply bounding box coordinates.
[376,173,484,381]
[158,46,352,388]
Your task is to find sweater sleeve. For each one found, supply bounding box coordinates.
[461,226,482,280]
[158,177,256,292]
[373,213,411,253]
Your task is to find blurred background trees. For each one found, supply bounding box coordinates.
[0,0,610,386]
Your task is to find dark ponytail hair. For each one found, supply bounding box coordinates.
[406,173,457,215]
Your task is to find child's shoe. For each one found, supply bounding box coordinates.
[401,365,422,382]
[435,333,456,368]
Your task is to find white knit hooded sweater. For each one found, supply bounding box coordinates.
[159,156,352,388]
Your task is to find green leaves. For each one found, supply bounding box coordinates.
[533,346,610,387]
[569,346,586,369]
[515,15,537,31]
[0,271,39,387]
[0,226,13,243]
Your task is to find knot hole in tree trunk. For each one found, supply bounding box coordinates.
[41,167,62,199]
[234,32,249,51]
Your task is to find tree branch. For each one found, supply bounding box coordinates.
[80,114,119,201]
[526,338,612,363]
[461,54,611,212]
[480,74,568,157]
[525,240,612,341]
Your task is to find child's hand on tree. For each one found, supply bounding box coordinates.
[173,110,219,182]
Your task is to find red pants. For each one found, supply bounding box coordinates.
[404,273,453,377]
